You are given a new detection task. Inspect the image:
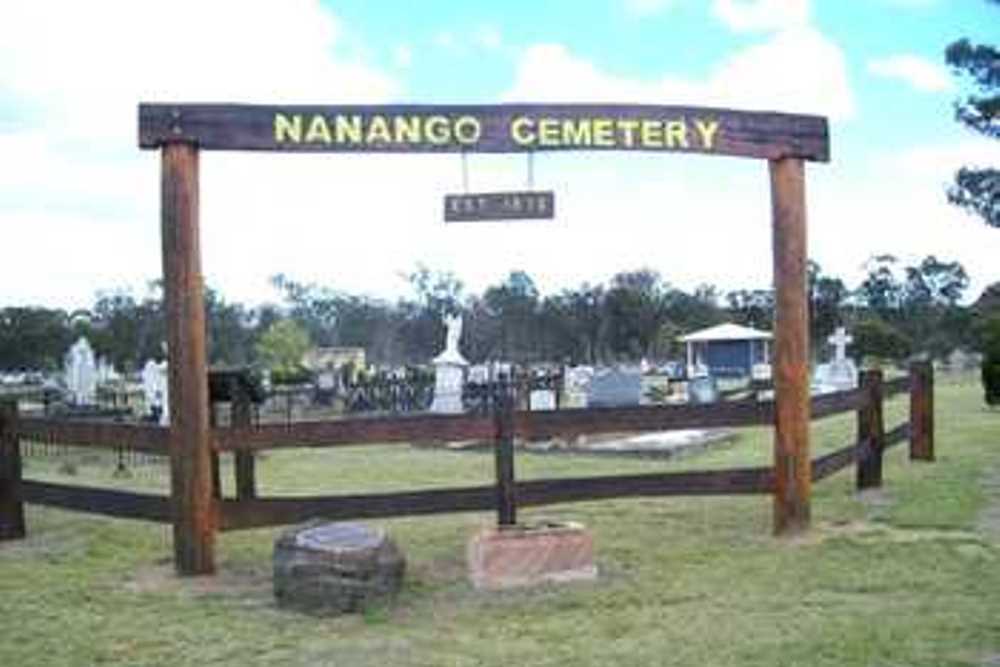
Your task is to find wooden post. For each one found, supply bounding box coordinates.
[232,382,257,500]
[0,401,25,541]
[909,361,934,461]
[494,381,517,526]
[769,158,812,535]
[856,369,885,490]
[161,142,216,575]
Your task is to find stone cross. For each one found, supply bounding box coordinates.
[827,327,853,363]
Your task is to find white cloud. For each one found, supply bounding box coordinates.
[504,26,854,121]
[0,0,401,308]
[712,0,810,33]
[867,54,954,93]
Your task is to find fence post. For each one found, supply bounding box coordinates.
[856,369,885,490]
[909,361,935,462]
[232,382,256,500]
[161,141,216,575]
[0,400,26,541]
[494,381,517,527]
[770,157,812,535]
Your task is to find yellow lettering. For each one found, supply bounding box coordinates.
[394,116,422,143]
[305,115,332,143]
[618,119,640,147]
[335,115,362,143]
[665,120,689,149]
[561,119,591,146]
[454,116,481,144]
[426,116,451,144]
[511,117,536,146]
[366,115,392,143]
[538,118,562,146]
[694,118,720,149]
[274,113,302,143]
[592,118,614,147]
[640,120,663,147]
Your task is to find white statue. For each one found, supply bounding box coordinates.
[430,313,468,413]
[64,337,97,405]
[444,314,462,356]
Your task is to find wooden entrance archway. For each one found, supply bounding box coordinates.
[139,103,828,574]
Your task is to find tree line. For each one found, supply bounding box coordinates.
[1,254,997,375]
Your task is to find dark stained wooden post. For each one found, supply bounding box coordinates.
[161,142,216,575]
[909,361,934,462]
[494,381,517,526]
[0,401,25,541]
[232,381,257,500]
[769,158,812,535]
[856,369,885,490]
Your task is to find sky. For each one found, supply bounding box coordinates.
[1,0,997,309]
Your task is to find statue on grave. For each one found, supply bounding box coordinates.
[444,314,462,357]
[430,313,468,413]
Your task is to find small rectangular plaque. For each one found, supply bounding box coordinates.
[444,191,555,222]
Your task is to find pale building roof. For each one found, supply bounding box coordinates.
[677,322,773,343]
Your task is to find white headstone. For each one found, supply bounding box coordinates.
[562,365,593,409]
[430,314,468,414]
[813,326,858,393]
[530,389,556,411]
[141,359,170,426]
[64,337,97,405]
[828,327,853,363]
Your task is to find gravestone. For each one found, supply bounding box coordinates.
[562,366,593,409]
[430,314,468,414]
[530,389,556,411]
[141,359,169,426]
[812,326,858,393]
[688,376,719,404]
[64,337,97,405]
[586,368,642,408]
[273,521,405,615]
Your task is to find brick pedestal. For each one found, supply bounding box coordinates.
[467,521,596,590]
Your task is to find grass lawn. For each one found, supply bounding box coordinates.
[1,374,998,666]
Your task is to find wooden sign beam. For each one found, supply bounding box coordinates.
[138,103,829,162]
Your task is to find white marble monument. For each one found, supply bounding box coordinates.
[813,327,858,393]
[430,314,468,414]
[141,359,170,426]
[64,337,97,405]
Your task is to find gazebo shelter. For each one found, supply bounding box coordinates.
[679,323,773,379]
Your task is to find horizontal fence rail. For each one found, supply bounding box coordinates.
[20,480,171,523]
[214,412,494,451]
[811,420,912,483]
[220,465,774,531]
[215,386,870,452]
[16,418,168,453]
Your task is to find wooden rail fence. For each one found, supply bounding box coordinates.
[0,363,934,567]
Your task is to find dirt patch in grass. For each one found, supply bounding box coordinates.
[124,561,272,601]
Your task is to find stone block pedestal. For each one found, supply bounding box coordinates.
[274,521,405,615]
[467,521,596,590]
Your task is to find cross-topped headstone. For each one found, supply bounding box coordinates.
[828,327,853,362]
